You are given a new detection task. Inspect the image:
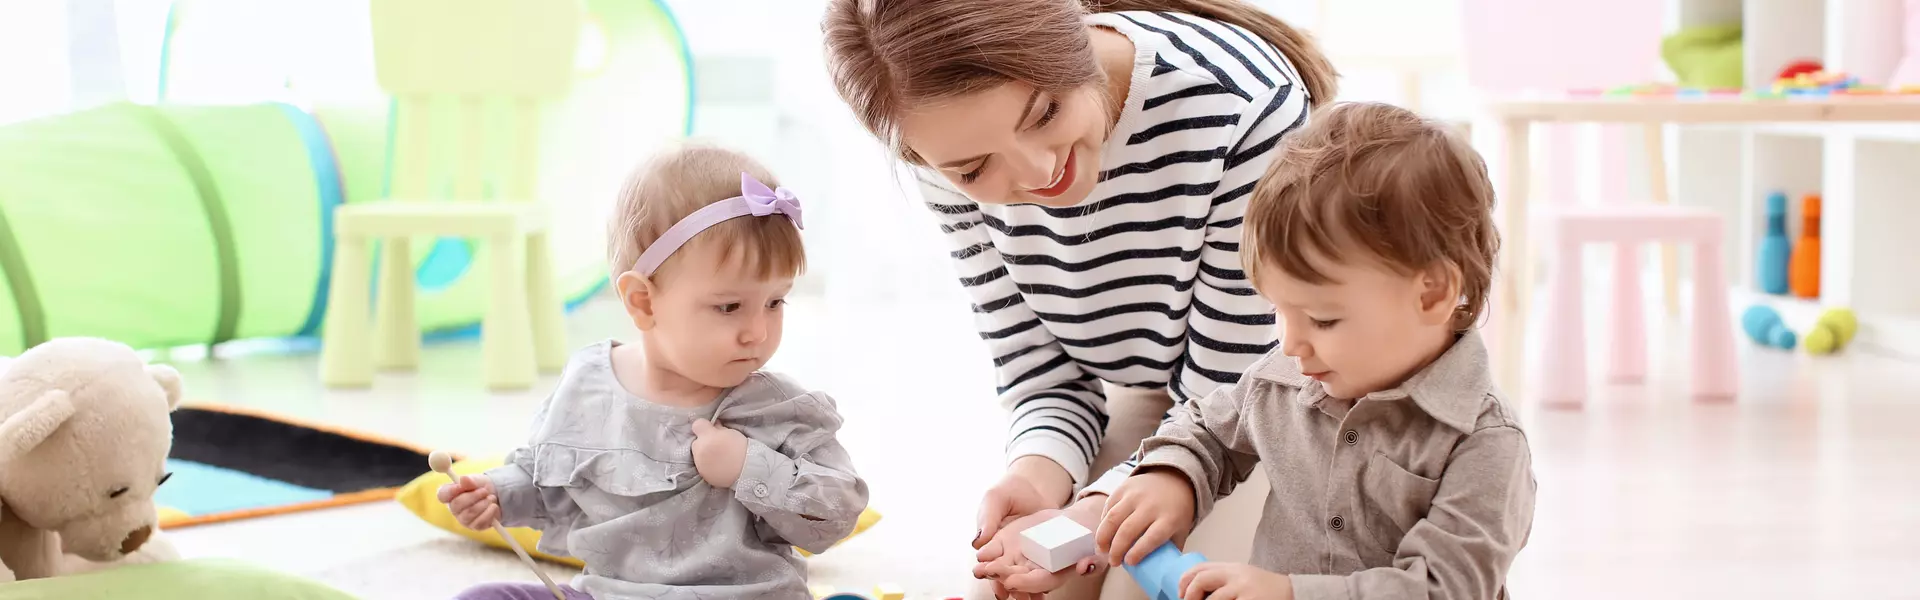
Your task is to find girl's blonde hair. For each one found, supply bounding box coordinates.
[607,144,806,284]
[822,0,1337,164]
[1244,102,1499,330]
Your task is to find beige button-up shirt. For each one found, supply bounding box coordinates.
[1137,331,1535,600]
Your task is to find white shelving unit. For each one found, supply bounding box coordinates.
[1671,0,1920,357]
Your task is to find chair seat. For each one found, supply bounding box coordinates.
[1539,204,1720,244]
[337,201,548,237]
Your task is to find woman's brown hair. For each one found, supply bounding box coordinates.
[822,0,1337,164]
[1243,102,1499,330]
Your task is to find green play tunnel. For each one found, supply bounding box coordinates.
[0,0,693,356]
[0,103,355,355]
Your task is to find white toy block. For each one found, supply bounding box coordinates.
[1018,515,1097,573]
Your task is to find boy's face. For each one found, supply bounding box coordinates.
[1255,251,1456,400]
[627,247,791,389]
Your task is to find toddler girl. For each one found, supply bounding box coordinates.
[984,102,1536,599]
[439,144,870,600]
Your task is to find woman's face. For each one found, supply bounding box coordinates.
[899,82,1109,207]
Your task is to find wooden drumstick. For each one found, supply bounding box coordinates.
[430,451,566,600]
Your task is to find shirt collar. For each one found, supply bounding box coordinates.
[1251,330,1495,433]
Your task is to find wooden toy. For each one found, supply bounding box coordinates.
[1122,542,1208,600]
[1804,308,1859,355]
[430,451,566,600]
[810,584,837,599]
[872,583,906,600]
[1758,191,1792,294]
[1741,305,1796,349]
[1789,194,1822,298]
[1017,515,1096,573]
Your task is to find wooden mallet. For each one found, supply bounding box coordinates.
[429,451,567,600]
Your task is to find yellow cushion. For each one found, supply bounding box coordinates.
[393,456,880,563]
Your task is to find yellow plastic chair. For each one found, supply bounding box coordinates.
[320,0,580,389]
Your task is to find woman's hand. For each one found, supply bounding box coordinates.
[973,456,1074,549]
[972,497,1108,598]
[1096,468,1196,566]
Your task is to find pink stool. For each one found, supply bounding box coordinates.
[1538,205,1738,407]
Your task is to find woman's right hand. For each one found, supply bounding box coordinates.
[973,457,1074,549]
[437,474,501,531]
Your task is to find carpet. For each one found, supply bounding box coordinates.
[158,404,448,529]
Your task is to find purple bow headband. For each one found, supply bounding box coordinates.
[630,172,805,276]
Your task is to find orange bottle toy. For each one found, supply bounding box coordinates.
[1789,194,1821,298]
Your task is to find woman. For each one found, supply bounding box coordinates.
[822,1,1335,598]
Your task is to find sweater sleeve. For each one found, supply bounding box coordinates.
[917,175,1110,488]
[1080,81,1305,500]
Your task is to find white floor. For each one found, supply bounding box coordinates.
[148,292,1920,600]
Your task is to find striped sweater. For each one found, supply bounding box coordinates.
[915,11,1312,494]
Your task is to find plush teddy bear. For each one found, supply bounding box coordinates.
[0,337,182,582]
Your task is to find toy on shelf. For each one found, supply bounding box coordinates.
[1805,308,1859,355]
[1019,515,1096,573]
[1789,194,1822,299]
[1758,191,1792,294]
[1777,59,1825,81]
[1742,305,1796,349]
[1124,542,1209,600]
[1762,64,1920,97]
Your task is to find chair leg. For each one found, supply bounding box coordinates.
[1540,232,1588,408]
[320,233,374,388]
[373,237,420,370]
[1642,123,1682,316]
[525,232,567,373]
[482,234,536,390]
[1690,237,1738,399]
[1608,242,1646,383]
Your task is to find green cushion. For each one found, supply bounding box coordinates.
[0,559,357,600]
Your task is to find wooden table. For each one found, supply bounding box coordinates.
[1481,95,1920,397]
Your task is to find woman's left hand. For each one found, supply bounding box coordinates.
[973,498,1107,596]
[1177,562,1293,600]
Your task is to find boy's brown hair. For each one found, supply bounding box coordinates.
[1243,101,1500,329]
[606,143,806,284]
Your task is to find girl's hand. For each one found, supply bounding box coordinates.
[436,474,500,530]
[1178,562,1293,600]
[691,419,749,488]
[971,500,1107,595]
[1096,468,1196,566]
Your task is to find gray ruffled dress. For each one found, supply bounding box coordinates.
[484,340,869,599]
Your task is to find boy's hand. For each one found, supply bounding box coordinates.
[436,474,500,530]
[691,419,748,488]
[1096,468,1196,566]
[1178,562,1292,600]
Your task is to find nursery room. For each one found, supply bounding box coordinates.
[0,0,1916,599]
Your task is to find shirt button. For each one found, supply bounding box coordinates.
[754,483,769,498]
[1330,515,1345,531]
[1343,430,1358,445]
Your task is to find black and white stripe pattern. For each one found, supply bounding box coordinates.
[916,11,1309,489]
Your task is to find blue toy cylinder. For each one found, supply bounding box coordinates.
[1123,542,1209,600]
[1758,191,1792,294]
[1741,305,1795,349]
